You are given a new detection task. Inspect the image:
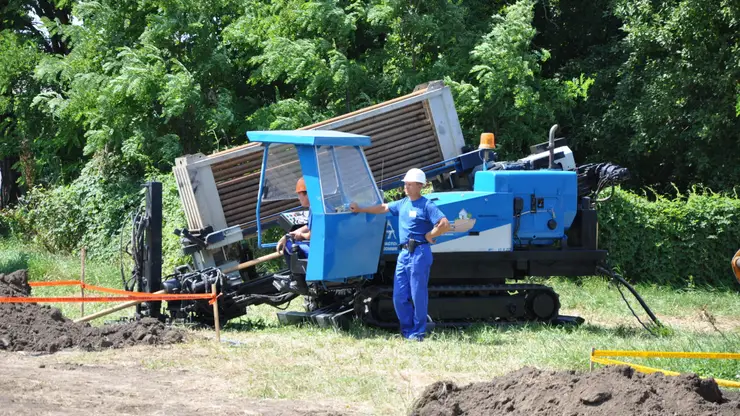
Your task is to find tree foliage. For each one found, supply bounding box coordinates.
[575,0,740,192]
[446,0,593,159]
[0,0,739,279]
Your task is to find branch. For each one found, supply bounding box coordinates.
[32,0,71,55]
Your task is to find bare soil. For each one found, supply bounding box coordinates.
[0,270,185,353]
[0,269,357,415]
[411,365,740,416]
[0,353,356,416]
[3,269,740,415]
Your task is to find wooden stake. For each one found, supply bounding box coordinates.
[589,347,595,372]
[74,290,166,323]
[211,283,221,343]
[222,251,282,274]
[80,247,86,317]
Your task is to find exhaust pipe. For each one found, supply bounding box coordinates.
[548,124,558,169]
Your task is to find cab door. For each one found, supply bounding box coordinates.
[298,145,386,282]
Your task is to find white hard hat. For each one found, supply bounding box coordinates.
[402,168,426,184]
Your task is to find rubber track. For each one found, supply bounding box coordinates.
[355,283,561,328]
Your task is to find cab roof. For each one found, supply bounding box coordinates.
[246,130,371,147]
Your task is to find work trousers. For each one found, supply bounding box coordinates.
[393,244,433,340]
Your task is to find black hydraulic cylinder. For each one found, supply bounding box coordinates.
[143,181,163,319]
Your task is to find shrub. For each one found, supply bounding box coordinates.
[598,186,740,288]
[0,155,190,271]
[1,154,140,255]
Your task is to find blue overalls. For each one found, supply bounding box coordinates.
[388,196,446,340]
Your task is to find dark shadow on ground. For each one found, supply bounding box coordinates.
[222,316,274,332]
[335,317,665,343]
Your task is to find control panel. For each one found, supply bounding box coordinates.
[278,210,309,232]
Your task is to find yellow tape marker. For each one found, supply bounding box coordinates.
[593,350,740,360]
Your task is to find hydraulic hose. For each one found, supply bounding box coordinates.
[597,265,663,335]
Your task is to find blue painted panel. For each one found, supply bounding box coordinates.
[383,216,401,255]
[313,212,386,281]
[382,192,514,254]
[431,192,513,248]
[294,146,385,282]
[381,170,579,253]
[474,170,577,244]
[247,130,371,147]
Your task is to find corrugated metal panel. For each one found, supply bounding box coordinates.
[173,164,203,230]
[216,101,443,228]
[174,81,462,235]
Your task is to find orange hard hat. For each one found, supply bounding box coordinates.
[295,177,307,193]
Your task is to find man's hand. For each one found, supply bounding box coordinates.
[349,202,360,213]
[424,232,436,244]
[293,231,306,241]
[425,217,450,244]
[276,235,287,253]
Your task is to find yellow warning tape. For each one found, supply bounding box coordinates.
[593,350,740,360]
[590,350,740,389]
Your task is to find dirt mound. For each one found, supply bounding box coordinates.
[0,270,186,354]
[411,365,740,416]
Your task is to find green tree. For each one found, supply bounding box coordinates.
[0,32,44,198]
[580,0,740,192]
[447,0,593,158]
[0,0,75,202]
[31,0,250,175]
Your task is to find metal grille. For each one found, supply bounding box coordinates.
[335,102,443,181]
[173,163,202,230]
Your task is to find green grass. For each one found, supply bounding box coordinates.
[0,237,133,321]
[554,276,740,319]
[2,237,739,415]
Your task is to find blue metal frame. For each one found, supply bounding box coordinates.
[249,130,386,282]
[256,144,273,249]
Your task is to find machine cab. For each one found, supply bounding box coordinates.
[247,130,387,282]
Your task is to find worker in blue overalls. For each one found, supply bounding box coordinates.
[350,168,450,341]
[276,177,311,264]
